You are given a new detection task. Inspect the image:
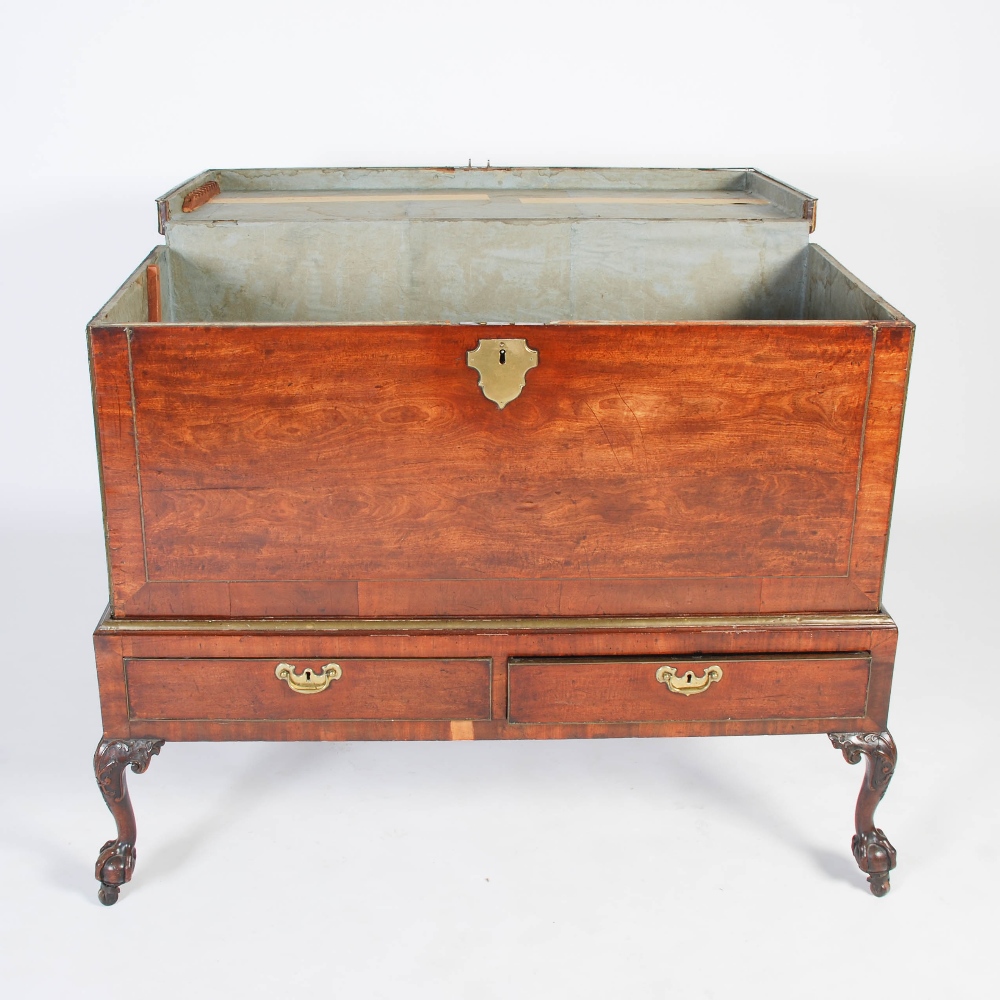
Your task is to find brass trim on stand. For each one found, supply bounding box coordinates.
[97,609,897,635]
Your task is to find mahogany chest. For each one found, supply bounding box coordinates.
[88,167,911,903]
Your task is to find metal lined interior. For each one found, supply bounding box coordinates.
[95,168,902,325]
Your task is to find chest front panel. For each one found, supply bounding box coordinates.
[90,320,909,618]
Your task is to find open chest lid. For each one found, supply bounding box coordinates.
[143,167,836,325]
[156,166,817,235]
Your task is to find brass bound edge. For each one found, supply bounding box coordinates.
[96,607,895,635]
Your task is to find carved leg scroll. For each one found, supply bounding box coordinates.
[829,731,897,897]
[94,737,164,905]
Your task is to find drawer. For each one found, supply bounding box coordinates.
[126,657,491,722]
[507,654,870,724]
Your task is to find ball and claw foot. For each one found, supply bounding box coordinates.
[95,837,134,906]
[853,828,897,897]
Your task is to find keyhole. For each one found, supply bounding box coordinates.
[304,669,312,680]
[686,672,693,682]
[499,347,506,365]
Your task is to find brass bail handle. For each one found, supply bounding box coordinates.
[655,663,723,696]
[275,662,342,694]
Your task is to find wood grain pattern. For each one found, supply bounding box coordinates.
[138,471,855,578]
[119,579,361,617]
[848,325,914,603]
[126,657,492,722]
[864,626,897,729]
[84,319,915,618]
[124,718,886,741]
[94,631,128,732]
[145,264,161,323]
[757,576,873,612]
[89,328,147,609]
[507,654,870,724]
[130,324,867,489]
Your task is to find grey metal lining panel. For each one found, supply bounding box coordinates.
[89,246,164,326]
[163,217,813,323]
[805,245,909,323]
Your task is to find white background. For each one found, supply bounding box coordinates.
[1,1,997,996]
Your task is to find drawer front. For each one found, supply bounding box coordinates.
[507,655,870,724]
[126,657,491,722]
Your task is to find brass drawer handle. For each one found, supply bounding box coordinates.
[655,664,723,696]
[275,662,342,694]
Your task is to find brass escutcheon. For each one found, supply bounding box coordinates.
[655,663,723,696]
[274,661,342,694]
[467,338,539,408]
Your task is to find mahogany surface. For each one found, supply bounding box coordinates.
[507,654,871,725]
[127,657,492,722]
[95,610,897,742]
[145,264,161,323]
[88,322,912,619]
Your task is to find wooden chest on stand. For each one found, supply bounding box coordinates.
[88,167,912,903]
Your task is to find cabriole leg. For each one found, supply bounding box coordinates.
[829,731,897,897]
[94,737,165,905]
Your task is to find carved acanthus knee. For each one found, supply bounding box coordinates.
[829,731,897,897]
[94,737,165,905]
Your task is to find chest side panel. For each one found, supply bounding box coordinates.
[86,321,906,617]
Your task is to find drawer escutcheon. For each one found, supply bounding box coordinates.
[275,661,342,694]
[655,663,723,696]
